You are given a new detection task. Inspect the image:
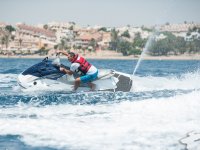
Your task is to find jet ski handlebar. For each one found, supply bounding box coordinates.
[42,57,48,62]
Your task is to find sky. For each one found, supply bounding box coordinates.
[0,0,200,27]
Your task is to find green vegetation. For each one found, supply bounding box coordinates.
[121,30,130,38]
[109,28,119,51]
[88,38,97,51]
[109,29,145,56]
[35,46,50,56]
[1,34,10,50]
[148,31,200,56]
[69,25,74,30]
[5,25,16,33]
[133,33,147,49]
[43,24,48,30]
[109,28,200,56]
[98,27,107,32]
[141,26,153,32]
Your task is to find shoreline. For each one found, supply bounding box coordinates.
[0,54,200,60]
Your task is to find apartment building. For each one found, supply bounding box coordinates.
[159,23,200,37]
[13,24,57,51]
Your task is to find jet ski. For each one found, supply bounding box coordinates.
[18,57,132,92]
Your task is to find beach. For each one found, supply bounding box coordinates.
[1,53,200,60]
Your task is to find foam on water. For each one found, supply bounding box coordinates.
[0,74,17,87]
[0,90,200,149]
[132,70,200,92]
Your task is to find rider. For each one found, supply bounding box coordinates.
[57,50,98,91]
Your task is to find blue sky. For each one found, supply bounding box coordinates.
[0,0,200,27]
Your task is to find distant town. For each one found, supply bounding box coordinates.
[0,21,200,57]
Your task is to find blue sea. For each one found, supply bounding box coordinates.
[0,58,200,150]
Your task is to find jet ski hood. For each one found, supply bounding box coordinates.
[21,57,66,80]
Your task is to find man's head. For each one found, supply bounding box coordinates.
[68,52,76,62]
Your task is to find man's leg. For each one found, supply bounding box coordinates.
[88,82,96,91]
[74,77,81,91]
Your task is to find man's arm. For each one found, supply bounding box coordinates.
[57,50,69,57]
[60,67,73,75]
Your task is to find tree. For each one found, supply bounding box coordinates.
[149,38,172,56]
[141,26,153,32]
[37,46,47,55]
[5,25,15,33]
[54,45,58,49]
[186,32,191,36]
[193,39,200,53]
[4,35,10,50]
[109,28,119,51]
[43,24,48,30]
[111,28,118,41]
[69,25,74,30]
[89,38,97,50]
[77,45,82,51]
[121,30,130,38]
[198,28,200,34]
[98,27,107,32]
[117,40,132,56]
[11,35,15,41]
[129,48,141,56]
[187,41,195,54]
[165,22,170,25]
[19,38,23,50]
[192,26,197,32]
[174,37,186,54]
[60,39,65,50]
[1,37,5,50]
[133,32,147,49]
[69,21,76,25]
[58,37,69,50]
[148,40,160,56]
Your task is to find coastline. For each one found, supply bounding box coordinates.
[1,54,200,60]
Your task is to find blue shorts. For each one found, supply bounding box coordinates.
[80,71,98,83]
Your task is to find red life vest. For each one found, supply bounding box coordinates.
[71,54,91,74]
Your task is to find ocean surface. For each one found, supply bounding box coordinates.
[0,58,200,150]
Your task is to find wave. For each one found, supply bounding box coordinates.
[0,90,200,149]
[0,90,187,106]
[1,71,200,107]
[132,69,200,92]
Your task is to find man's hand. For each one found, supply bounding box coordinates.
[56,50,69,56]
[60,67,73,75]
[56,50,62,55]
[59,67,65,72]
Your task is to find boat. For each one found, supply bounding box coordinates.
[18,57,132,92]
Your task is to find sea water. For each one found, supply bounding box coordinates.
[0,58,200,150]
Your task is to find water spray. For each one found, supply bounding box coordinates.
[130,27,159,92]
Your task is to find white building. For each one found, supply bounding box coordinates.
[48,22,75,43]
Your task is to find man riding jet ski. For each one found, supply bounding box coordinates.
[18,55,132,92]
[57,50,98,91]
